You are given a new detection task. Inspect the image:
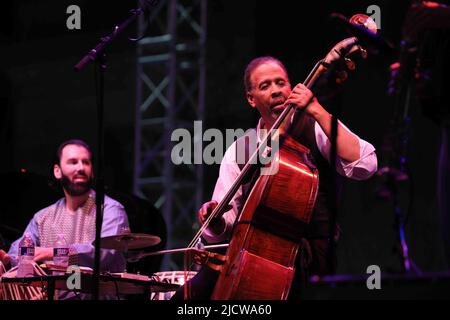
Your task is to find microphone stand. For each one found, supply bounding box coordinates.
[378,40,418,273]
[326,13,394,275]
[327,102,340,275]
[73,0,157,300]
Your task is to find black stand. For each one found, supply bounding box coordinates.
[325,14,394,274]
[92,54,106,300]
[73,0,157,300]
[327,108,340,275]
[377,40,420,274]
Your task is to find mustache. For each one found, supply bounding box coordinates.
[270,102,286,111]
[60,173,93,196]
[270,97,286,108]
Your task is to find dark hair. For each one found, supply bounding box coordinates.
[56,139,93,165]
[243,56,289,92]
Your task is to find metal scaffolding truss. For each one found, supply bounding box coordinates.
[134,0,206,270]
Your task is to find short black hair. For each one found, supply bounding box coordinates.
[56,139,93,165]
[243,56,289,92]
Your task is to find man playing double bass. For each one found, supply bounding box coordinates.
[195,56,377,299]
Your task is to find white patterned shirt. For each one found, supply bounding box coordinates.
[8,190,129,273]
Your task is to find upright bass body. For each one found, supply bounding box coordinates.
[211,136,319,300]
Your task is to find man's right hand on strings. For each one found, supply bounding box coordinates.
[198,200,228,235]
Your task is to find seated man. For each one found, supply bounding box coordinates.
[0,139,129,298]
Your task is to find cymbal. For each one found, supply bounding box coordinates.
[330,13,394,55]
[95,233,161,251]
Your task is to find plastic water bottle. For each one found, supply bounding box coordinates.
[17,233,35,277]
[53,234,69,273]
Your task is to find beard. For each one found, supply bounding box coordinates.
[60,173,93,196]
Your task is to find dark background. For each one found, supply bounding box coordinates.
[0,0,447,279]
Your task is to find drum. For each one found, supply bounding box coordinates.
[150,270,197,300]
[0,262,46,300]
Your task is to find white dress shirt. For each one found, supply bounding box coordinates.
[203,118,377,243]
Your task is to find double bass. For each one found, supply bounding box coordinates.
[186,14,380,300]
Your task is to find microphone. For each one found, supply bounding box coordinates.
[330,13,394,55]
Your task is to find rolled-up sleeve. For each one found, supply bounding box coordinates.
[315,121,378,180]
